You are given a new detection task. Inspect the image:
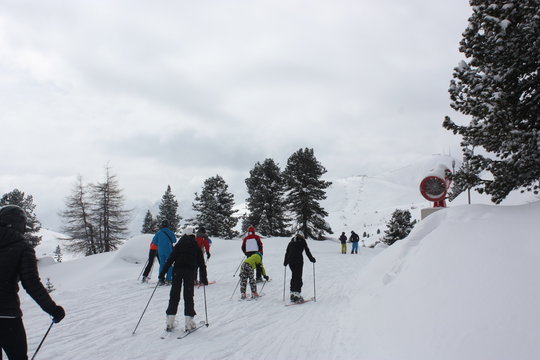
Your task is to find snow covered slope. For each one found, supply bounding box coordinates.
[18,200,540,360]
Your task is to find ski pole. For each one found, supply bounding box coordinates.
[137,259,149,281]
[313,262,317,302]
[31,320,54,360]
[230,277,241,300]
[260,278,268,294]
[283,266,287,301]
[232,256,245,277]
[203,284,209,327]
[132,281,160,335]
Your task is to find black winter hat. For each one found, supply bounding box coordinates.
[0,205,27,234]
[160,219,169,228]
[198,227,206,234]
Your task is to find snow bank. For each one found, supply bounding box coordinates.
[348,202,540,360]
[115,234,153,264]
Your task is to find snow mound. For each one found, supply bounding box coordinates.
[349,201,540,359]
[115,234,153,264]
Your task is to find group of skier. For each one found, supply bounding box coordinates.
[0,203,319,358]
[339,230,361,254]
[143,221,317,333]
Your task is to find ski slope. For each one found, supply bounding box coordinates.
[19,200,540,360]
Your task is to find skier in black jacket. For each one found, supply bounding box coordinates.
[0,205,65,359]
[283,233,316,303]
[159,227,208,332]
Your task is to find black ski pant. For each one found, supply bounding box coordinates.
[0,317,27,360]
[289,262,303,293]
[142,249,159,278]
[166,267,196,317]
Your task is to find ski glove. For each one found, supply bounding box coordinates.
[49,305,65,323]
[263,275,269,281]
[310,258,316,263]
[207,253,211,260]
[201,278,209,286]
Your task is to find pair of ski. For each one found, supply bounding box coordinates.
[160,321,206,339]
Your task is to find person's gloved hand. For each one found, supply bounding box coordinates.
[283,262,288,267]
[201,278,209,286]
[207,252,211,260]
[311,258,316,263]
[49,305,65,323]
[263,275,269,281]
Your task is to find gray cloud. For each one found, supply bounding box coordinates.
[0,0,472,230]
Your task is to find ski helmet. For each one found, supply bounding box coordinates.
[0,205,27,234]
[247,225,256,233]
[184,226,195,236]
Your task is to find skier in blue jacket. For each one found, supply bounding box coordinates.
[152,220,177,285]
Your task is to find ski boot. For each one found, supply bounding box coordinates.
[166,315,175,332]
[141,276,149,283]
[240,293,247,300]
[185,316,196,331]
[290,292,303,303]
[252,291,260,299]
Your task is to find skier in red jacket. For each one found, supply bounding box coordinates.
[194,227,211,285]
[241,226,264,282]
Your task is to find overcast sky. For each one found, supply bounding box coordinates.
[0,0,472,230]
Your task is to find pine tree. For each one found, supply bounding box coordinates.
[448,147,481,203]
[443,0,540,203]
[141,210,157,234]
[59,176,99,255]
[0,189,42,247]
[192,175,238,239]
[283,148,333,240]
[382,209,415,246]
[45,278,55,293]
[90,165,131,252]
[54,245,63,263]
[156,185,181,233]
[244,158,289,236]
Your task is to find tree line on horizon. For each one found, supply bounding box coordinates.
[141,147,333,242]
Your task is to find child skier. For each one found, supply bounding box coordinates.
[239,252,268,299]
[159,227,207,332]
[283,233,316,303]
[339,232,347,254]
[349,230,360,254]
[194,227,211,285]
[141,239,159,283]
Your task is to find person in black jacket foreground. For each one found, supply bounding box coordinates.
[0,205,65,360]
[283,233,316,303]
[159,227,208,332]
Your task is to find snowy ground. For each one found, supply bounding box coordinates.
[17,200,540,360]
